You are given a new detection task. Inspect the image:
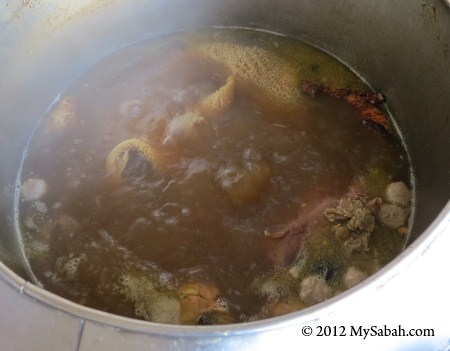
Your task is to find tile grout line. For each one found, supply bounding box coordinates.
[76,319,86,351]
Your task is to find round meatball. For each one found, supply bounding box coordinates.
[377,204,408,229]
[385,181,411,208]
[300,275,332,305]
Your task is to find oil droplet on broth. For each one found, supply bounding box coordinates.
[17,28,412,324]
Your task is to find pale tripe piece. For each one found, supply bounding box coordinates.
[197,76,235,118]
[49,97,77,132]
[196,42,302,110]
[164,76,235,145]
[163,111,205,145]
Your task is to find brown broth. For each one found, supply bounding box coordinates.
[17,28,412,324]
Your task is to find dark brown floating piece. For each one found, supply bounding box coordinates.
[300,80,325,97]
[300,80,391,136]
[263,224,296,239]
[263,219,308,267]
[197,314,215,325]
[121,149,154,181]
[263,197,335,268]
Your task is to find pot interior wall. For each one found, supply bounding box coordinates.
[0,0,449,279]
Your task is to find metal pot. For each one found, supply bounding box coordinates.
[0,1,449,350]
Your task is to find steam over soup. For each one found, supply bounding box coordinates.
[17,28,413,324]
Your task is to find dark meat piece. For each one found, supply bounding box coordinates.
[197,314,215,325]
[196,311,233,325]
[263,220,307,267]
[121,149,154,181]
[263,183,367,268]
[106,138,158,183]
[263,198,335,267]
[300,80,391,136]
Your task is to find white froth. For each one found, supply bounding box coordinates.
[21,178,48,201]
[121,272,180,324]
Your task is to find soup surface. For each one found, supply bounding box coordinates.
[17,28,413,324]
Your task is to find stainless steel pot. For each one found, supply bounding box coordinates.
[1,1,449,350]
